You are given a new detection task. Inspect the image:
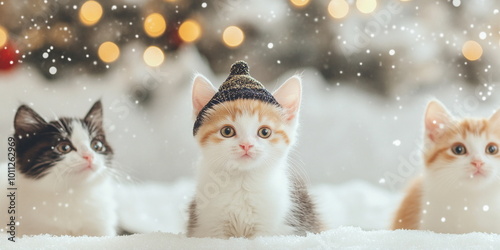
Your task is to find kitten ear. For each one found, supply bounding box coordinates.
[84,100,104,127]
[489,108,500,126]
[192,74,217,116]
[424,100,453,142]
[14,105,47,135]
[273,75,302,121]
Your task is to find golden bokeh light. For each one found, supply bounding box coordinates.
[328,0,349,19]
[290,0,310,8]
[98,41,120,63]
[79,1,103,26]
[144,13,167,38]
[222,26,245,48]
[462,40,483,61]
[356,0,377,14]
[179,19,202,43]
[0,26,8,47]
[143,46,165,67]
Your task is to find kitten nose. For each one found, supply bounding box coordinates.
[471,160,484,169]
[239,144,253,152]
[83,153,93,163]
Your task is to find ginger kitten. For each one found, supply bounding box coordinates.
[187,61,323,238]
[392,100,500,233]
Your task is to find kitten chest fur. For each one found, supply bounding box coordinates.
[16,174,117,236]
[191,159,293,238]
[421,176,500,233]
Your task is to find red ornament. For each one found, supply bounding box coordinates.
[165,25,184,51]
[0,41,18,71]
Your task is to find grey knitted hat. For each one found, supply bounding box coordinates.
[193,61,280,135]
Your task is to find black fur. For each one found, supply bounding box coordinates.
[287,178,323,235]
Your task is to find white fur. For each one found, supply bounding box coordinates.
[1,121,117,236]
[189,75,302,238]
[420,101,500,233]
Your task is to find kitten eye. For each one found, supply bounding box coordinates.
[451,143,467,155]
[56,142,73,154]
[220,126,236,138]
[486,143,498,155]
[91,139,106,152]
[258,127,272,139]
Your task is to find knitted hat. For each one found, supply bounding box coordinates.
[193,61,280,135]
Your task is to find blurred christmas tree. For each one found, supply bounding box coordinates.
[0,0,498,97]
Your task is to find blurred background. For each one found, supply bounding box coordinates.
[1,0,500,191]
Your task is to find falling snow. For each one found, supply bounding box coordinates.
[49,66,57,75]
[1,0,500,247]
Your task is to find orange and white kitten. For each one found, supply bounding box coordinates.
[392,100,500,233]
[187,74,322,238]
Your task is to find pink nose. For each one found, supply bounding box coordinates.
[83,154,93,163]
[239,144,253,152]
[471,160,484,169]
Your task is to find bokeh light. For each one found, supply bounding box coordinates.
[222,26,245,48]
[143,46,165,67]
[47,23,74,48]
[356,0,377,14]
[22,29,45,50]
[98,41,120,63]
[144,13,167,38]
[0,26,8,47]
[462,40,483,61]
[79,1,103,26]
[178,19,202,43]
[328,0,349,19]
[290,0,310,8]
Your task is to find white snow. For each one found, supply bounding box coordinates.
[2,180,500,249]
[4,227,500,250]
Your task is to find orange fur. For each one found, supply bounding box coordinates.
[395,116,500,230]
[425,147,448,166]
[199,127,222,145]
[423,118,492,168]
[272,130,290,145]
[391,177,423,230]
[196,99,286,146]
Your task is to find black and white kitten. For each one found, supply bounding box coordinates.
[2,101,118,236]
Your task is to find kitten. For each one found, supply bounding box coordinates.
[392,100,500,233]
[2,101,118,236]
[187,61,323,238]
